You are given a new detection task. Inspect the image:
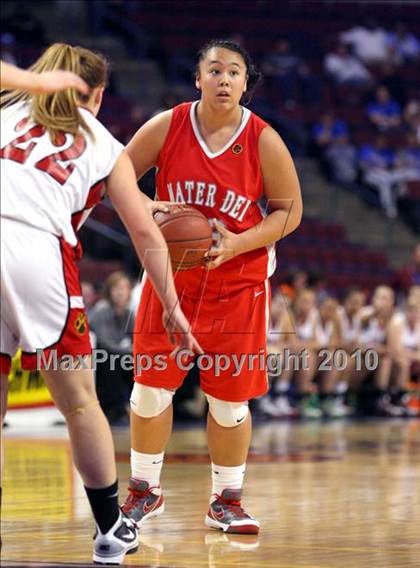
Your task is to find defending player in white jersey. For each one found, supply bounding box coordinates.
[0,43,201,564]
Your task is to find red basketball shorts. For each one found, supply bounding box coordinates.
[0,219,92,374]
[133,277,271,402]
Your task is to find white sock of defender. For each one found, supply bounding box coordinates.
[211,463,246,499]
[131,449,164,487]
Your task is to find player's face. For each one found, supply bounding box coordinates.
[320,299,337,320]
[406,304,420,325]
[345,292,365,315]
[295,292,315,316]
[196,47,248,108]
[373,288,394,313]
[110,277,132,309]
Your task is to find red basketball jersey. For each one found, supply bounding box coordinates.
[155,101,275,297]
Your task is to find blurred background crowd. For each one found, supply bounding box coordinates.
[2,0,419,426]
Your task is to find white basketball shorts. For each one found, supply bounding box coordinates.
[1,218,92,374]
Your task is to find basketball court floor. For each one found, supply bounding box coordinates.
[2,418,419,567]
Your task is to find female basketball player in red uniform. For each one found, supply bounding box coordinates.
[122,39,302,533]
[0,44,200,563]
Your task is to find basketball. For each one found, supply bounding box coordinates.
[153,205,213,270]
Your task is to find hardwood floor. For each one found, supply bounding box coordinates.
[2,419,420,567]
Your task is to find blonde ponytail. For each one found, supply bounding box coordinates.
[1,43,108,140]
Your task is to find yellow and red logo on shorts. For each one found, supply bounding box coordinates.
[74,312,87,335]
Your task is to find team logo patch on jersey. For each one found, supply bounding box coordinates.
[232,144,243,155]
[74,312,87,335]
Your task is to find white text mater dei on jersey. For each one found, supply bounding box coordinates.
[166,180,252,221]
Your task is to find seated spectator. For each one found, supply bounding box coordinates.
[403,93,420,139]
[338,288,367,354]
[90,271,135,427]
[259,289,321,418]
[324,43,371,86]
[316,296,351,417]
[325,134,358,184]
[262,37,301,105]
[277,268,308,302]
[353,286,401,416]
[394,132,420,190]
[262,37,320,106]
[387,296,420,416]
[312,113,349,151]
[358,135,399,218]
[386,22,420,65]
[337,288,366,394]
[279,289,323,418]
[367,86,402,131]
[259,290,294,418]
[340,20,388,64]
[268,290,290,348]
[81,280,98,317]
[307,270,329,304]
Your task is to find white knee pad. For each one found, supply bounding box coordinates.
[206,394,249,428]
[130,383,174,418]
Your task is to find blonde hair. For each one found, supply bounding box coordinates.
[1,43,108,140]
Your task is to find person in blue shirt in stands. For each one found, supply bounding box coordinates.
[312,112,349,150]
[386,22,420,64]
[367,85,402,131]
[358,135,399,218]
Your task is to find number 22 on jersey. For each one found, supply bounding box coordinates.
[0,116,86,185]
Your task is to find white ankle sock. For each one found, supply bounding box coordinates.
[211,463,246,498]
[131,450,164,487]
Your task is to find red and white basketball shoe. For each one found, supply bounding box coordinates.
[121,479,164,526]
[205,489,260,534]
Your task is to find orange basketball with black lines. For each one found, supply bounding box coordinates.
[153,205,213,271]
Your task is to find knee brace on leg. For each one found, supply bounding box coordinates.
[130,383,174,418]
[206,394,249,428]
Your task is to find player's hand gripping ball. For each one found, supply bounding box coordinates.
[153,205,213,271]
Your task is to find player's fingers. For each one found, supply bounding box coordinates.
[213,220,229,236]
[70,76,89,94]
[153,205,170,213]
[191,336,204,354]
[170,344,180,358]
[205,246,221,258]
[166,329,175,345]
[204,258,222,270]
[56,72,89,94]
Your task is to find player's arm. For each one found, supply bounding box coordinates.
[387,316,417,362]
[126,109,173,179]
[254,125,302,243]
[206,126,302,269]
[330,318,343,349]
[0,61,88,94]
[277,311,298,348]
[125,109,173,212]
[106,151,202,354]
